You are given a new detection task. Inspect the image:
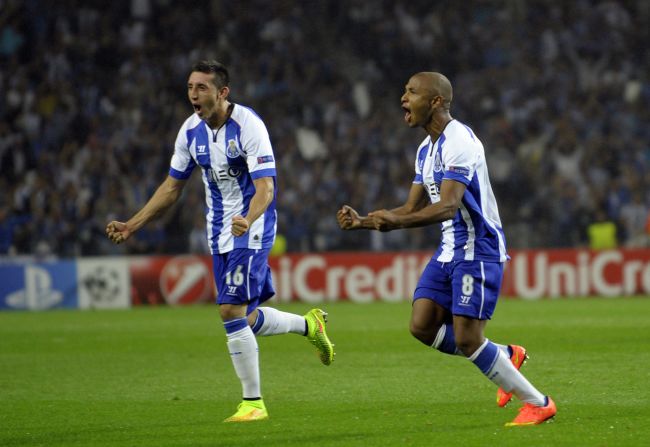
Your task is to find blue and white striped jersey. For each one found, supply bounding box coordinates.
[413,120,507,262]
[169,104,277,254]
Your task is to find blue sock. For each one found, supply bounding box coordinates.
[432,323,461,355]
[469,339,547,406]
[468,339,500,376]
[224,317,249,335]
[251,309,265,334]
[432,324,511,358]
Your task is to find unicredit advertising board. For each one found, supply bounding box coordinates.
[124,248,649,304]
[0,249,648,309]
[267,249,650,301]
[501,248,650,299]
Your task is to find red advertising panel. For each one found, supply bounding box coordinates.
[501,249,650,299]
[268,252,432,303]
[129,255,215,305]
[124,249,650,305]
[268,249,650,301]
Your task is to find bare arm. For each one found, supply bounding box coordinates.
[387,183,430,215]
[232,176,274,236]
[106,175,187,244]
[337,183,429,230]
[368,179,466,231]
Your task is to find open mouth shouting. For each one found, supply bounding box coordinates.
[402,105,412,124]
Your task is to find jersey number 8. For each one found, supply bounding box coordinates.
[461,274,474,296]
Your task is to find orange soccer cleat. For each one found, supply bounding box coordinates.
[496,345,528,407]
[505,397,557,427]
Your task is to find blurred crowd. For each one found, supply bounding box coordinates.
[1,0,649,257]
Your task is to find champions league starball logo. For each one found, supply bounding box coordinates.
[81,266,121,305]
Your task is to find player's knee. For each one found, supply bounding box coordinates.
[219,304,246,322]
[246,309,260,328]
[409,320,436,345]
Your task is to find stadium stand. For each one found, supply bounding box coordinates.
[0,0,648,256]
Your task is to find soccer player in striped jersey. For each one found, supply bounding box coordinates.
[106,60,334,423]
[336,72,556,427]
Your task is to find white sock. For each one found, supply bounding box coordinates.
[469,339,546,406]
[251,307,307,336]
[226,324,260,399]
[495,343,510,356]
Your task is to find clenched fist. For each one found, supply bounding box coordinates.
[337,205,361,230]
[106,221,132,244]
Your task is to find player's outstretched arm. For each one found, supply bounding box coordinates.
[106,175,187,244]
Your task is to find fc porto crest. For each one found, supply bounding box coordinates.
[433,151,443,173]
[226,139,240,158]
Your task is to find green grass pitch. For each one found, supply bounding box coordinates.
[1,298,649,446]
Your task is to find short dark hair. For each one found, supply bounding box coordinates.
[191,60,229,88]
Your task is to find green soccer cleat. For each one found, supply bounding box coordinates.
[223,399,269,422]
[304,308,335,365]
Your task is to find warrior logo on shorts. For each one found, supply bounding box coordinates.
[226,139,240,158]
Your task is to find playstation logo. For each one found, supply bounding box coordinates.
[5,266,63,310]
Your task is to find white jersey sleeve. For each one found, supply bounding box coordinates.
[169,117,197,180]
[412,136,431,184]
[240,113,276,180]
[441,133,478,186]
